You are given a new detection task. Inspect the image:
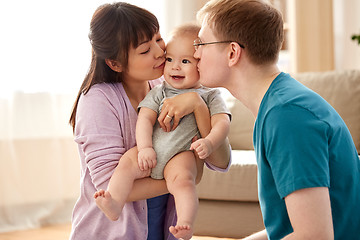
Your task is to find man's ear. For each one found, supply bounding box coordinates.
[228,42,242,67]
[105,59,123,72]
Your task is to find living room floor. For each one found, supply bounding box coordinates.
[0,223,237,240]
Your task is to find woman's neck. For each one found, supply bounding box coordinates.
[122,80,150,112]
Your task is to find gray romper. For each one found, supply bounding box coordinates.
[138,81,231,179]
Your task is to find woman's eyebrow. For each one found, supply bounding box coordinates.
[135,40,150,49]
[139,39,150,46]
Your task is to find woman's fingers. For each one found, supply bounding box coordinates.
[158,110,178,132]
[158,110,172,131]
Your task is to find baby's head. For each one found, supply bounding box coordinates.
[164,23,201,89]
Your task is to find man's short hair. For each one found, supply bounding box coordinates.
[197,0,284,65]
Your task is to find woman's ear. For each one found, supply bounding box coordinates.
[228,42,242,67]
[105,59,123,72]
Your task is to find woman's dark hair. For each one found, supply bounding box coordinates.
[69,2,159,131]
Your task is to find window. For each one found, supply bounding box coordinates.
[0,0,165,97]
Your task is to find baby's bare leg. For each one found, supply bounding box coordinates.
[94,147,150,221]
[164,151,198,240]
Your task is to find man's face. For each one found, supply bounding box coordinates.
[194,20,229,88]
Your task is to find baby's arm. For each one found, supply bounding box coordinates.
[136,107,158,170]
[191,113,230,159]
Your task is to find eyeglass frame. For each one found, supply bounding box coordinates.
[193,38,245,51]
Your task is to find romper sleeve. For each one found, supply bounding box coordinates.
[205,88,232,119]
[74,87,126,190]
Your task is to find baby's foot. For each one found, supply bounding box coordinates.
[169,224,193,240]
[94,189,122,221]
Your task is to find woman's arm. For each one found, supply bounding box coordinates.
[158,92,209,132]
[128,177,168,202]
[205,136,231,169]
[119,146,168,202]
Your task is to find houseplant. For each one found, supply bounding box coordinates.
[352,33,360,45]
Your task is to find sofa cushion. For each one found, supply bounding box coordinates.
[197,150,258,202]
[224,94,255,150]
[294,70,360,152]
[225,69,360,153]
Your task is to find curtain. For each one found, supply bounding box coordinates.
[0,92,79,232]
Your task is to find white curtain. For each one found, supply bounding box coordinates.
[0,0,165,233]
[0,92,79,232]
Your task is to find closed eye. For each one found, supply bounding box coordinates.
[140,49,150,54]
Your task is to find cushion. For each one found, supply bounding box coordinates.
[194,200,264,238]
[223,91,255,150]
[197,150,258,202]
[294,70,360,152]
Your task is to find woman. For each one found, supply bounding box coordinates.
[69,2,231,239]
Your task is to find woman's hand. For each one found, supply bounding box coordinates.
[158,92,206,132]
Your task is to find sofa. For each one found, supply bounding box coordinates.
[193,69,360,238]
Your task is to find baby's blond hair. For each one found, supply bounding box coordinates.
[168,22,201,42]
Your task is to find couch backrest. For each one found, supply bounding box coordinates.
[226,69,360,153]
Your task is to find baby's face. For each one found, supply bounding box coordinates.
[164,36,200,89]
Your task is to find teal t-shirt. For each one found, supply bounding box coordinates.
[253,72,360,239]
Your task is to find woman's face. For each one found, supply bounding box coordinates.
[124,32,165,83]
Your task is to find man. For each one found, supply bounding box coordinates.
[194,0,360,239]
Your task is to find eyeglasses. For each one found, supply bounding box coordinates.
[193,38,245,51]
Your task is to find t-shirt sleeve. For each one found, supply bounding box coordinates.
[74,88,126,190]
[263,104,330,198]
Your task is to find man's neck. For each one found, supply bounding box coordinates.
[227,63,281,118]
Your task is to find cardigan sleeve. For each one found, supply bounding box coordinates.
[74,86,126,190]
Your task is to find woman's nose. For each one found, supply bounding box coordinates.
[155,44,165,59]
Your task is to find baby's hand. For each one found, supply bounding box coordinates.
[190,138,213,159]
[138,147,157,171]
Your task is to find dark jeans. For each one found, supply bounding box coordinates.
[147,193,170,240]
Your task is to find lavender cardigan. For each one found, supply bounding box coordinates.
[69,77,231,240]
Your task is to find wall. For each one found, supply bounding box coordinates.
[287,0,334,72]
[333,0,360,71]
[163,0,199,40]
